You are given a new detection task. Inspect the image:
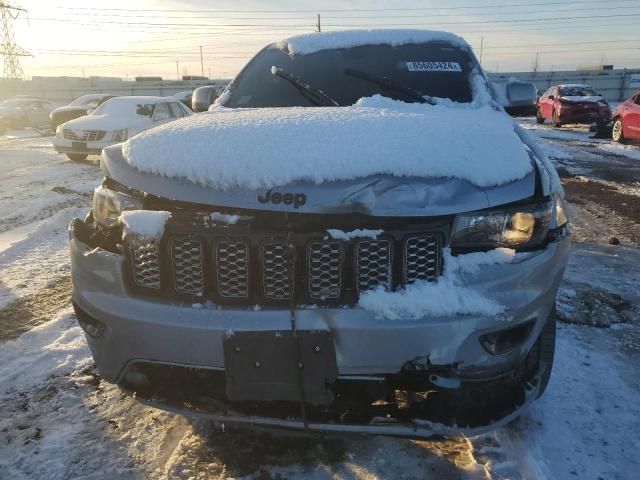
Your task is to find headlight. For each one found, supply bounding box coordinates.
[56,124,63,135]
[450,200,552,252]
[92,185,143,227]
[111,128,128,141]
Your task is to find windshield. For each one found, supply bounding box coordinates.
[559,86,597,97]
[70,95,103,107]
[92,98,156,117]
[224,42,475,108]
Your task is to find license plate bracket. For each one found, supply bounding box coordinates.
[223,330,338,405]
[72,141,87,151]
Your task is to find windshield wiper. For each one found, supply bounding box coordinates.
[344,68,436,105]
[271,66,340,107]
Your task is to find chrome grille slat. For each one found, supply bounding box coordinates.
[216,240,249,298]
[63,129,106,141]
[308,241,342,300]
[171,238,204,295]
[130,238,161,289]
[404,236,439,284]
[357,240,392,292]
[128,231,442,300]
[262,242,293,300]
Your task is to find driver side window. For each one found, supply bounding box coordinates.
[635,95,640,106]
[153,103,171,121]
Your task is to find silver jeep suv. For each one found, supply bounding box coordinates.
[70,30,570,438]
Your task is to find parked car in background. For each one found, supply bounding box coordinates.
[50,94,116,130]
[611,90,640,143]
[536,84,610,128]
[0,98,54,134]
[173,90,194,110]
[191,85,219,112]
[52,96,193,161]
[492,79,538,116]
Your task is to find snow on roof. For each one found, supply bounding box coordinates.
[275,29,468,56]
[121,95,533,190]
[558,84,592,88]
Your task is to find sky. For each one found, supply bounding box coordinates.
[7,0,640,80]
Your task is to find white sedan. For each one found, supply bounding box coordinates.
[52,96,193,161]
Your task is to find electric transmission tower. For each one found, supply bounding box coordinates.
[1,1,31,79]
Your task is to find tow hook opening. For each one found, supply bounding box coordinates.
[480,319,535,355]
[73,302,106,338]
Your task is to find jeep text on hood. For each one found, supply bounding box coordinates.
[71,29,571,439]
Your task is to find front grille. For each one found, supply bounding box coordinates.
[356,240,392,292]
[404,235,439,283]
[126,226,442,305]
[63,129,106,141]
[129,238,161,289]
[216,240,249,298]
[308,241,342,300]
[171,238,204,295]
[262,242,293,300]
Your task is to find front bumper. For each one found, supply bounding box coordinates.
[558,107,610,124]
[70,219,570,435]
[52,137,115,156]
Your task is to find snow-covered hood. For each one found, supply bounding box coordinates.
[103,97,545,216]
[53,105,90,115]
[63,114,152,132]
[559,95,606,104]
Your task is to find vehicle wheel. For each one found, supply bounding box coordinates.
[537,308,557,398]
[552,109,562,128]
[536,108,545,124]
[611,118,625,143]
[66,153,88,162]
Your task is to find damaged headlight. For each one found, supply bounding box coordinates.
[450,199,554,252]
[92,185,143,227]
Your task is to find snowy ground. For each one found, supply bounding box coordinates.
[1,123,639,479]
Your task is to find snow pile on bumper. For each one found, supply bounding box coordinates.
[359,248,516,319]
[118,210,171,240]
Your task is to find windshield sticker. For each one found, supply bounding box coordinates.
[406,61,462,72]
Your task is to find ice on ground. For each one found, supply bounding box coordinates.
[119,210,171,239]
[597,142,640,161]
[122,98,533,190]
[326,228,382,240]
[275,29,467,55]
[359,248,515,320]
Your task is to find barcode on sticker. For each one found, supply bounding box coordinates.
[406,61,462,72]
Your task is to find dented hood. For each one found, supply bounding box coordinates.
[102,144,535,216]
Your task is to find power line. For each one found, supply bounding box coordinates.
[39,0,640,13]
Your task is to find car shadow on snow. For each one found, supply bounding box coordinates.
[167,418,487,479]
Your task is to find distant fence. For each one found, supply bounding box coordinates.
[488,68,640,102]
[2,68,639,103]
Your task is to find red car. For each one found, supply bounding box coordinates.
[536,84,610,128]
[612,90,640,143]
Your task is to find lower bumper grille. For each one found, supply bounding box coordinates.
[126,230,442,305]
